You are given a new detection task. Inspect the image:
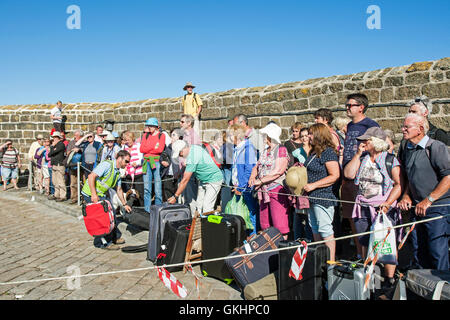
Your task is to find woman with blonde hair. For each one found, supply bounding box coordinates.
[303,123,340,261]
[344,127,402,290]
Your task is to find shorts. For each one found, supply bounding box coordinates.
[308,204,335,238]
[42,166,50,179]
[2,167,18,180]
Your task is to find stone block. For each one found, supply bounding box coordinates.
[406,61,433,73]
[421,82,450,98]
[431,72,444,82]
[384,76,404,87]
[364,79,383,89]
[433,57,450,71]
[294,88,311,99]
[380,88,394,103]
[405,72,430,85]
[387,106,409,118]
[365,106,387,119]
[394,86,421,100]
[283,99,309,111]
[309,94,337,109]
[329,82,344,93]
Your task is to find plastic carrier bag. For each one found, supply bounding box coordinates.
[224,194,254,230]
[367,212,398,265]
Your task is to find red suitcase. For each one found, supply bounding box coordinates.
[82,200,115,237]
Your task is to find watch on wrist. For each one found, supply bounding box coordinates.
[427,195,435,203]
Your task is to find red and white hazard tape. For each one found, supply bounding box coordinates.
[289,241,308,281]
[156,266,188,298]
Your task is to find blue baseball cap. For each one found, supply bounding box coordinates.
[145,117,159,127]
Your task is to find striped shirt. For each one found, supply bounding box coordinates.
[1,147,19,168]
[124,142,143,177]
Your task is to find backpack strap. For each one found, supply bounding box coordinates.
[385,153,395,180]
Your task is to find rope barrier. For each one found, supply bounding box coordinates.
[0,212,448,287]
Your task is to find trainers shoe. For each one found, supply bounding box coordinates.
[114,238,126,245]
[48,195,56,200]
[70,199,78,204]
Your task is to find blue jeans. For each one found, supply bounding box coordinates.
[48,167,54,195]
[143,160,162,212]
[221,167,232,211]
[236,190,259,236]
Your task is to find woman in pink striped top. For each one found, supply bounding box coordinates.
[122,131,144,206]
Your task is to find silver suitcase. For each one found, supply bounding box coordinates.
[328,261,373,300]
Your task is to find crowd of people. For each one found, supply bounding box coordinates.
[1,84,449,290]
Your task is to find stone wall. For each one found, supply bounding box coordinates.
[1,57,449,170]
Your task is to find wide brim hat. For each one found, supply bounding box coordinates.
[36,134,44,139]
[51,131,62,138]
[357,127,387,141]
[183,82,196,90]
[104,132,116,141]
[285,166,308,196]
[99,130,110,136]
[171,140,187,162]
[260,123,282,144]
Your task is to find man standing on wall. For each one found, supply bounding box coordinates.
[50,101,64,132]
[341,93,380,260]
[182,82,203,136]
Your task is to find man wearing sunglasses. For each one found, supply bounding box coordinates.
[81,150,132,250]
[341,93,380,261]
[407,95,449,146]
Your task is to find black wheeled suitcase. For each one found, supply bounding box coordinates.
[277,240,329,300]
[147,203,191,262]
[201,214,247,284]
[226,227,283,289]
[156,218,192,272]
[129,207,151,230]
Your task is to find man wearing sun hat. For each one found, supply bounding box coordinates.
[182,82,203,136]
[48,131,67,202]
[28,133,44,190]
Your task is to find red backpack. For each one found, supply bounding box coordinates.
[82,200,115,237]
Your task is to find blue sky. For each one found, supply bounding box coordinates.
[0,0,449,105]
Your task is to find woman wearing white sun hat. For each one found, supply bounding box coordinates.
[248,122,291,239]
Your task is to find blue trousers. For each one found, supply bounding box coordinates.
[143,160,162,212]
[409,202,449,271]
[235,190,260,236]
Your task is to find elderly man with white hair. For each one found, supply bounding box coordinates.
[398,113,450,271]
[407,95,449,145]
[167,140,223,215]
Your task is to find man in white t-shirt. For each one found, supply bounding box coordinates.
[50,101,63,132]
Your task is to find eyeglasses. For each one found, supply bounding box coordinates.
[87,136,93,139]
[401,125,418,130]
[345,103,361,109]
[180,121,185,124]
[124,160,130,164]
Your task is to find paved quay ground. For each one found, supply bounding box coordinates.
[0,188,243,301]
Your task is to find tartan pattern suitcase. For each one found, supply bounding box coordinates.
[225,227,283,289]
[147,203,191,262]
[82,200,115,237]
[277,240,329,300]
[156,218,192,272]
[201,214,247,284]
